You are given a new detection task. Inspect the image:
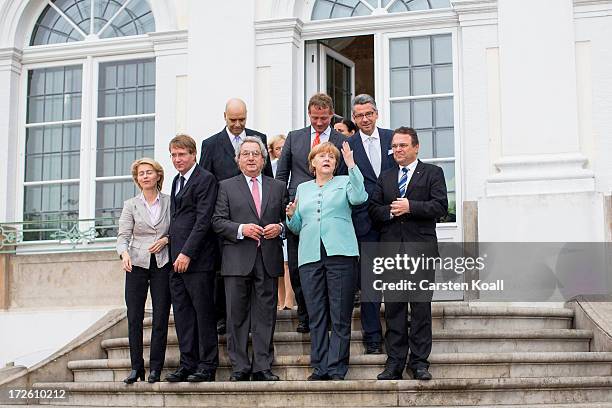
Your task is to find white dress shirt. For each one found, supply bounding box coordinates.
[175,162,196,194]
[310,126,331,146]
[138,193,161,225]
[397,158,419,189]
[360,128,382,177]
[237,174,263,239]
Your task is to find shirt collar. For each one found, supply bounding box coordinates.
[400,158,419,173]
[181,163,197,181]
[243,173,262,184]
[311,126,331,137]
[139,192,160,206]
[226,127,246,141]
[360,127,380,143]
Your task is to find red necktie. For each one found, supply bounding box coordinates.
[251,177,261,217]
[312,131,321,148]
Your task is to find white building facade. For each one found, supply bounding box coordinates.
[0,0,610,365]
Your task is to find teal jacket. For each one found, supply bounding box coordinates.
[287,166,368,267]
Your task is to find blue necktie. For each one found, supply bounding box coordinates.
[398,167,409,197]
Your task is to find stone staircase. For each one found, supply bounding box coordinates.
[30,304,612,407]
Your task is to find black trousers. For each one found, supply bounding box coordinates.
[287,230,309,324]
[300,243,356,377]
[384,301,432,372]
[169,269,219,372]
[125,254,171,372]
[224,250,278,374]
[357,229,383,345]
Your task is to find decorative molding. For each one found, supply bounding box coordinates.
[573,0,612,18]
[150,30,189,56]
[255,18,303,47]
[0,47,23,74]
[450,0,497,26]
[486,153,595,197]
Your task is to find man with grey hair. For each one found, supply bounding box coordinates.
[347,94,395,355]
[200,98,273,335]
[212,137,287,381]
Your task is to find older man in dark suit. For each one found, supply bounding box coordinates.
[275,93,347,333]
[213,136,287,381]
[165,134,219,383]
[200,98,273,335]
[347,94,395,355]
[369,127,448,381]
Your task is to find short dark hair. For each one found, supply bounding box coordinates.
[340,118,358,134]
[169,134,197,155]
[393,126,419,147]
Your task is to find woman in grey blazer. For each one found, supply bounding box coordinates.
[117,158,171,384]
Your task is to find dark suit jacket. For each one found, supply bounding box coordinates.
[212,174,287,278]
[275,126,347,201]
[369,160,448,243]
[347,128,395,238]
[169,164,218,272]
[199,128,273,182]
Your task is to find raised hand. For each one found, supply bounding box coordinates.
[341,141,355,169]
[285,198,298,219]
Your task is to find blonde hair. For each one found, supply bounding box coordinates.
[267,134,286,149]
[131,157,164,191]
[308,142,340,175]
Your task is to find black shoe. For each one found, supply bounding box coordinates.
[187,369,216,382]
[229,371,251,381]
[377,368,402,380]
[252,369,280,381]
[217,320,227,335]
[147,370,161,383]
[307,373,329,381]
[329,374,344,380]
[164,367,193,382]
[296,321,310,333]
[410,367,432,381]
[365,343,383,354]
[123,368,145,384]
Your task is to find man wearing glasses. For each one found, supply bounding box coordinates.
[275,93,346,334]
[212,137,287,381]
[347,94,395,355]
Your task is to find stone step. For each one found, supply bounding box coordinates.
[101,329,593,360]
[142,305,574,337]
[67,351,612,382]
[32,376,612,406]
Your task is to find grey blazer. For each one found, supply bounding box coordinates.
[116,193,171,269]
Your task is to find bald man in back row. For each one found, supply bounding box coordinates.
[200,98,273,335]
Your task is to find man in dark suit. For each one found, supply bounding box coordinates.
[347,94,394,355]
[165,134,219,383]
[199,98,273,335]
[213,136,287,382]
[275,93,347,333]
[369,127,448,381]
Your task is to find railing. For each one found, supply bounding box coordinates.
[0,218,118,254]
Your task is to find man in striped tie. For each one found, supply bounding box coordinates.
[275,93,347,333]
[368,127,448,381]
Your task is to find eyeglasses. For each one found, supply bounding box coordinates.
[391,143,412,150]
[353,111,376,120]
[240,150,262,158]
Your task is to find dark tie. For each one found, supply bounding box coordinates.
[179,175,185,192]
[398,167,409,197]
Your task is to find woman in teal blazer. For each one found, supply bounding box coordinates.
[286,141,367,380]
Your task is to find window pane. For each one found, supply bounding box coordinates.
[24,124,81,182]
[390,68,410,98]
[411,67,432,95]
[434,98,454,127]
[390,101,410,129]
[412,99,433,129]
[23,183,79,241]
[433,65,453,94]
[390,38,410,68]
[95,180,138,237]
[433,34,452,64]
[435,129,454,157]
[410,37,431,66]
[417,130,433,159]
[98,59,156,117]
[27,66,83,124]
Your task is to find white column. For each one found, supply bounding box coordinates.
[186,0,257,141]
[0,48,22,222]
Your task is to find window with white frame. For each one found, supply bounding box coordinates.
[311,0,451,20]
[388,33,456,222]
[22,0,156,242]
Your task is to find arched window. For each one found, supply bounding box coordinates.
[311,0,451,20]
[22,0,157,242]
